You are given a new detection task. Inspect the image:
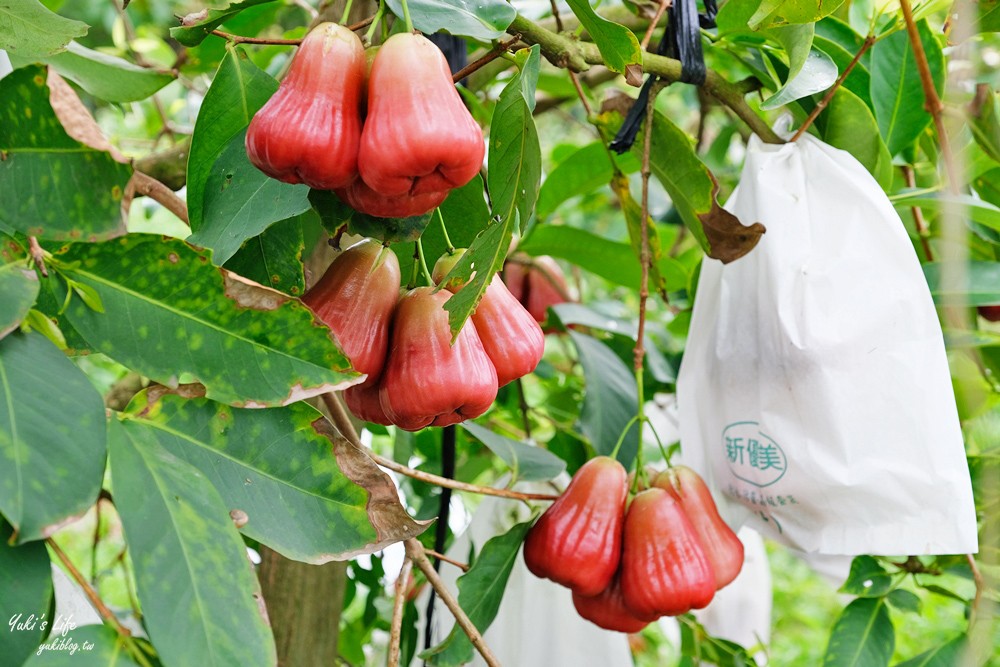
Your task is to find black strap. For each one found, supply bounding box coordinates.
[428,33,469,84]
[423,425,456,656]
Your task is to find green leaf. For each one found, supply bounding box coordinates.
[9,41,174,103]
[625,109,765,263]
[188,46,278,233]
[0,0,88,58]
[892,192,1000,236]
[24,625,145,666]
[385,0,515,40]
[820,86,893,186]
[52,235,360,407]
[488,45,542,229]
[188,128,311,265]
[0,519,53,666]
[970,88,1000,164]
[886,589,922,614]
[0,330,106,543]
[171,0,278,46]
[761,25,838,110]
[923,261,1000,306]
[563,0,642,76]
[423,520,533,666]
[750,0,846,29]
[822,597,894,667]
[0,262,39,339]
[0,66,131,242]
[122,393,429,563]
[894,636,968,667]
[223,211,307,296]
[980,0,1000,32]
[461,422,566,482]
[839,556,894,598]
[568,330,638,467]
[108,419,277,667]
[870,21,944,156]
[537,142,615,218]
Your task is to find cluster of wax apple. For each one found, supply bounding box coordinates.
[502,253,571,333]
[524,458,744,633]
[246,24,484,219]
[302,239,545,430]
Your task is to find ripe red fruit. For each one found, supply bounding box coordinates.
[620,488,716,618]
[432,251,544,387]
[523,456,628,597]
[502,255,570,328]
[334,178,448,219]
[378,287,497,430]
[246,23,364,189]
[301,239,400,385]
[357,33,485,197]
[978,305,1000,322]
[344,383,393,426]
[572,575,653,634]
[655,467,744,590]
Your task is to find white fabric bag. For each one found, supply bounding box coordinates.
[677,134,978,555]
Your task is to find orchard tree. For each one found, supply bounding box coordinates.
[0,0,998,665]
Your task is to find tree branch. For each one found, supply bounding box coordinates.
[387,557,413,667]
[507,14,784,144]
[128,170,190,224]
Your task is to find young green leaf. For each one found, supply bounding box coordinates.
[839,556,894,598]
[170,0,279,46]
[0,262,39,340]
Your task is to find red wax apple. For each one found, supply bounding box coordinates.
[523,456,628,597]
[502,254,570,329]
[301,239,399,385]
[432,251,544,387]
[572,575,654,634]
[378,287,497,430]
[344,383,393,426]
[246,22,364,189]
[334,178,448,219]
[357,33,484,197]
[620,488,716,618]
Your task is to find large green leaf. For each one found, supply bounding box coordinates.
[923,261,1000,305]
[980,0,1000,32]
[24,625,144,666]
[813,34,872,106]
[187,47,278,233]
[0,519,53,666]
[171,0,278,46]
[894,636,969,667]
[839,556,894,598]
[822,597,894,667]
[0,0,87,58]
[461,422,566,482]
[223,211,307,297]
[970,88,1000,164]
[385,0,515,40]
[488,46,541,230]
[122,393,429,563]
[188,129,311,265]
[761,26,838,110]
[537,142,615,218]
[750,0,846,28]
[568,331,638,467]
[0,330,106,542]
[563,0,642,76]
[892,192,1000,236]
[0,261,39,339]
[820,87,893,187]
[0,66,130,242]
[870,21,944,156]
[422,520,533,666]
[9,41,174,103]
[51,235,360,407]
[108,419,277,667]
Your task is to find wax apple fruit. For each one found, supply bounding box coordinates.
[358,33,485,196]
[432,251,544,387]
[620,488,716,618]
[572,575,653,634]
[503,255,570,327]
[246,23,364,189]
[979,305,1000,322]
[344,383,393,425]
[523,456,628,597]
[656,467,744,589]
[335,178,447,219]
[378,287,498,430]
[301,239,399,385]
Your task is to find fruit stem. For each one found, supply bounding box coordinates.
[339,0,355,25]
[408,244,420,289]
[399,0,414,32]
[644,416,672,465]
[364,1,385,44]
[609,414,639,461]
[416,238,434,285]
[437,208,456,253]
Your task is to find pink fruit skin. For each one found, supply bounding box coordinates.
[471,276,545,386]
[572,575,653,634]
[358,33,485,197]
[246,23,365,190]
[335,178,448,219]
[378,287,498,431]
[523,456,628,597]
[620,488,716,619]
[344,383,393,426]
[503,256,570,329]
[301,239,400,386]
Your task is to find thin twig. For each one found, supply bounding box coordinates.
[791,34,874,142]
[387,557,414,667]
[568,71,593,116]
[425,548,470,572]
[320,393,560,502]
[634,83,662,373]
[27,237,48,277]
[130,170,190,224]
[90,500,102,584]
[966,554,985,626]
[405,539,501,667]
[515,378,532,440]
[452,34,522,83]
[549,0,564,32]
[902,165,935,261]
[211,30,303,45]
[640,0,670,52]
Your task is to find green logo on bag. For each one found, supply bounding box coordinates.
[722,421,787,487]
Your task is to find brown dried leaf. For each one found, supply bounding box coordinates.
[46,69,127,163]
[700,176,766,264]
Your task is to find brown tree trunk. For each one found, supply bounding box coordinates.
[259,547,348,667]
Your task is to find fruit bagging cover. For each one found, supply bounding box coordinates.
[677,133,978,555]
